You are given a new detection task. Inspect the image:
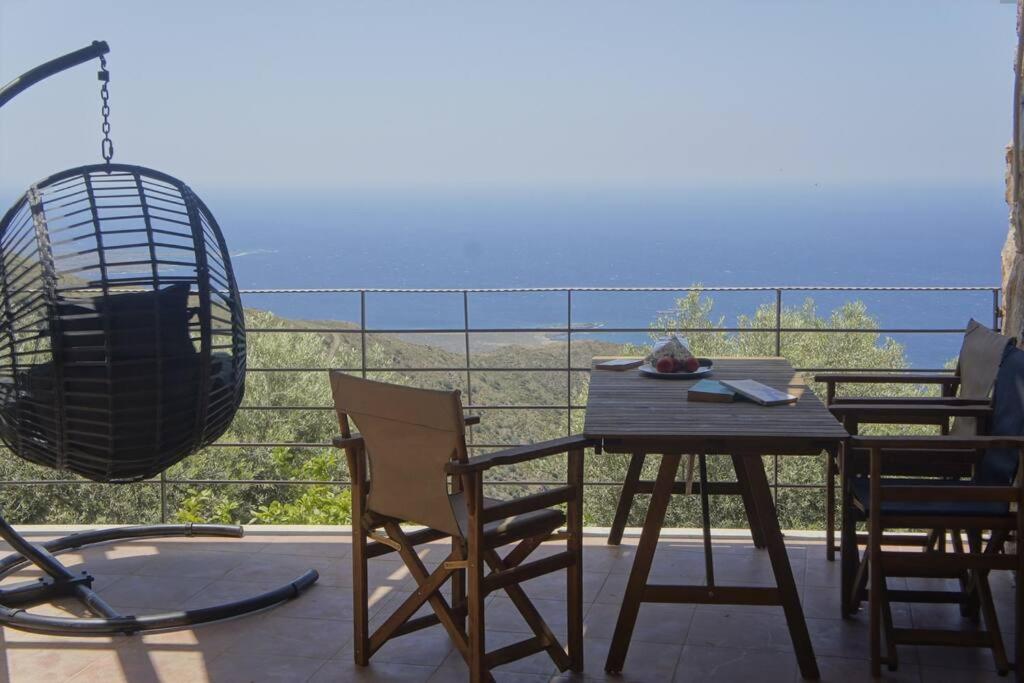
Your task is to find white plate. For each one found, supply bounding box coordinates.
[638,360,713,379]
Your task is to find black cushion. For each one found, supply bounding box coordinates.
[56,283,194,361]
[0,352,234,483]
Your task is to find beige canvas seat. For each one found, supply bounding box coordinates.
[330,372,589,683]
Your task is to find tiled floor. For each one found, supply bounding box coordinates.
[0,527,1014,682]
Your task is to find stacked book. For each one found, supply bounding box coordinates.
[688,379,797,406]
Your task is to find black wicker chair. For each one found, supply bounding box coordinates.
[0,44,318,635]
[0,164,246,483]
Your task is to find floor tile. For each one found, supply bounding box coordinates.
[205,651,327,682]
[223,614,351,660]
[311,658,436,682]
[672,645,797,683]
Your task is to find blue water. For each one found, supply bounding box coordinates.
[206,184,1007,368]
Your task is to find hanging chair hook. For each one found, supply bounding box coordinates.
[98,50,113,167]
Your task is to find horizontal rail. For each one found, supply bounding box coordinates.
[0,284,996,526]
[247,326,972,334]
[246,366,955,374]
[237,285,997,294]
[0,478,829,489]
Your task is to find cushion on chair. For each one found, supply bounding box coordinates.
[851,477,1009,517]
[977,344,1024,485]
[851,345,1024,518]
[56,283,194,362]
[951,319,1015,436]
[450,494,565,547]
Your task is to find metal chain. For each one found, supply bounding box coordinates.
[98,54,113,164]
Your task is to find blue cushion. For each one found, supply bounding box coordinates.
[977,344,1024,485]
[851,478,1009,517]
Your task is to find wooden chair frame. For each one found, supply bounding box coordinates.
[852,435,1024,679]
[828,400,996,622]
[816,370,965,562]
[333,420,590,683]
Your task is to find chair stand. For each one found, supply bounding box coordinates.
[0,516,319,635]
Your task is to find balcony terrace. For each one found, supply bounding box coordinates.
[2,526,1012,682]
[0,286,1012,682]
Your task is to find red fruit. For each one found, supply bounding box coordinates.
[655,357,675,373]
[683,357,700,373]
[672,357,685,371]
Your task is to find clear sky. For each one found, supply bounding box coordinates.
[0,1,1018,193]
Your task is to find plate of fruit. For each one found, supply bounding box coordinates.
[638,334,713,379]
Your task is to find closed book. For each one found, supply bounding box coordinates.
[687,379,736,403]
[719,379,798,406]
[595,358,644,371]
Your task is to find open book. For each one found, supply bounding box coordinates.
[719,379,798,406]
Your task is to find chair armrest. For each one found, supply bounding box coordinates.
[828,403,991,422]
[333,415,482,449]
[332,434,363,449]
[814,373,959,385]
[831,397,989,406]
[445,435,595,474]
[851,435,1024,451]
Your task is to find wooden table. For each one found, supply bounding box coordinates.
[584,357,848,680]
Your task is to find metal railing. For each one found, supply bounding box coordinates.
[2,285,1003,524]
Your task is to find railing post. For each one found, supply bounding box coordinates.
[360,290,367,378]
[994,287,1002,334]
[567,289,573,436]
[774,288,782,357]
[159,471,167,523]
[464,290,474,451]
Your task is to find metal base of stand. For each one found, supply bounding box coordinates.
[0,519,319,635]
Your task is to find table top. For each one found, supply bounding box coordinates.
[583,357,848,453]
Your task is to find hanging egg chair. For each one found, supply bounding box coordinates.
[0,41,316,635]
[0,164,246,482]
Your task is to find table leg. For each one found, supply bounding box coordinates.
[608,451,645,546]
[604,452,681,674]
[733,452,766,549]
[735,454,820,680]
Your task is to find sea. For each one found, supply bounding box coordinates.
[207,184,1008,369]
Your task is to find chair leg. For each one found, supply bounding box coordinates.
[608,452,644,546]
[826,452,837,562]
[452,537,467,634]
[484,549,571,671]
[465,475,488,683]
[879,577,899,671]
[381,524,469,658]
[953,529,980,620]
[352,522,370,666]
[567,447,585,672]
[965,530,1011,675]
[1017,526,1023,683]
[869,450,883,678]
[840,478,860,617]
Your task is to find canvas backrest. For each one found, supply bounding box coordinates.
[977,345,1024,485]
[330,372,466,535]
[951,319,1015,436]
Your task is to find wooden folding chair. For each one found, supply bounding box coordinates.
[330,372,588,683]
[817,318,1015,561]
[841,345,1024,678]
